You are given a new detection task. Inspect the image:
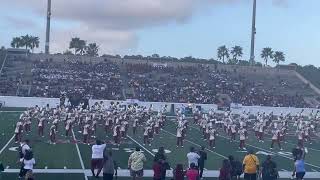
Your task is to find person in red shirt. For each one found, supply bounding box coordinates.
[186,163,199,180]
[153,160,162,180]
[173,164,185,180]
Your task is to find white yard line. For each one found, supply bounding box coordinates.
[2,169,320,178]
[161,129,227,159]
[71,129,88,180]
[0,111,24,113]
[0,134,15,155]
[127,135,155,157]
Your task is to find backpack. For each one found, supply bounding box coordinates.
[18,144,25,158]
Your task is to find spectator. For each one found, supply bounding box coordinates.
[154,147,169,180]
[186,163,199,180]
[128,147,146,180]
[103,149,117,180]
[260,155,278,180]
[198,146,207,179]
[91,139,107,177]
[219,159,232,180]
[19,150,36,178]
[228,155,243,180]
[153,159,162,180]
[187,147,200,168]
[19,139,31,158]
[243,149,260,180]
[292,151,306,180]
[173,164,185,180]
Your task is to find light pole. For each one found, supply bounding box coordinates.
[249,0,257,65]
[45,0,51,54]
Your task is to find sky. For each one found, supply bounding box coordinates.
[0,0,320,66]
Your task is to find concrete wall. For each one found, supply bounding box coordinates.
[1,96,318,116]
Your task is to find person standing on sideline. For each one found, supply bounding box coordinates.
[260,155,279,180]
[153,159,162,180]
[198,146,207,179]
[292,151,306,180]
[19,140,31,159]
[91,139,107,178]
[128,147,146,180]
[187,147,200,168]
[229,155,243,180]
[19,150,36,178]
[243,150,260,180]
[219,159,232,180]
[103,150,117,180]
[186,163,200,180]
[154,147,169,180]
[173,164,185,180]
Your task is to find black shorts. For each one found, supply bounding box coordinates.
[130,169,144,177]
[296,172,305,179]
[244,173,257,180]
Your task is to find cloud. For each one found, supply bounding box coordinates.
[50,25,138,55]
[0,0,287,54]
[4,16,37,29]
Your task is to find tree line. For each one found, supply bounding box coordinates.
[217,45,285,66]
[9,36,286,64]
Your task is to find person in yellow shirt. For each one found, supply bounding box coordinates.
[243,149,260,180]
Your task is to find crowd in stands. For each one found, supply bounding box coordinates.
[126,63,309,108]
[31,59,123,100]
[0,57,312,108]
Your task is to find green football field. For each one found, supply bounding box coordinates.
[0,109,320,180]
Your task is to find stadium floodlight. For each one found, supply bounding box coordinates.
[249,0,257,65]
[45,0,52,54]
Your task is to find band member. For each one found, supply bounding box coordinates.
[113,124,120,146]
[297,129,304,147]
[65,119,72,137]
[208,127,216,149]
[143,126,151,146]
[270,128,282,150]
[38,117,45,137]
[230,123,237,142]
[258,124,264,142]
[50,125,57,144]
[83,123,90,144]
[303,126,312,144]
[176,127,183,148]
[24,117,32,134]
[239,127,246,150]
[14,121,23,143]
[133,118,138,135]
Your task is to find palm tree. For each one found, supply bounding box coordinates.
[69,37,81,54]
[273,51,285,65]
[86,43,99,57]
[30,36,40,53]
[217,45,229,63]
[20,35,32,50]
[261,47,273,66]
[230,45,243,63]
[11,37,22,48]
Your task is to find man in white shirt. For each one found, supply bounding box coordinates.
[91,139,106,178]
[187,147,200,168]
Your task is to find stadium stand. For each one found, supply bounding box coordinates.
[0,53,318,108]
